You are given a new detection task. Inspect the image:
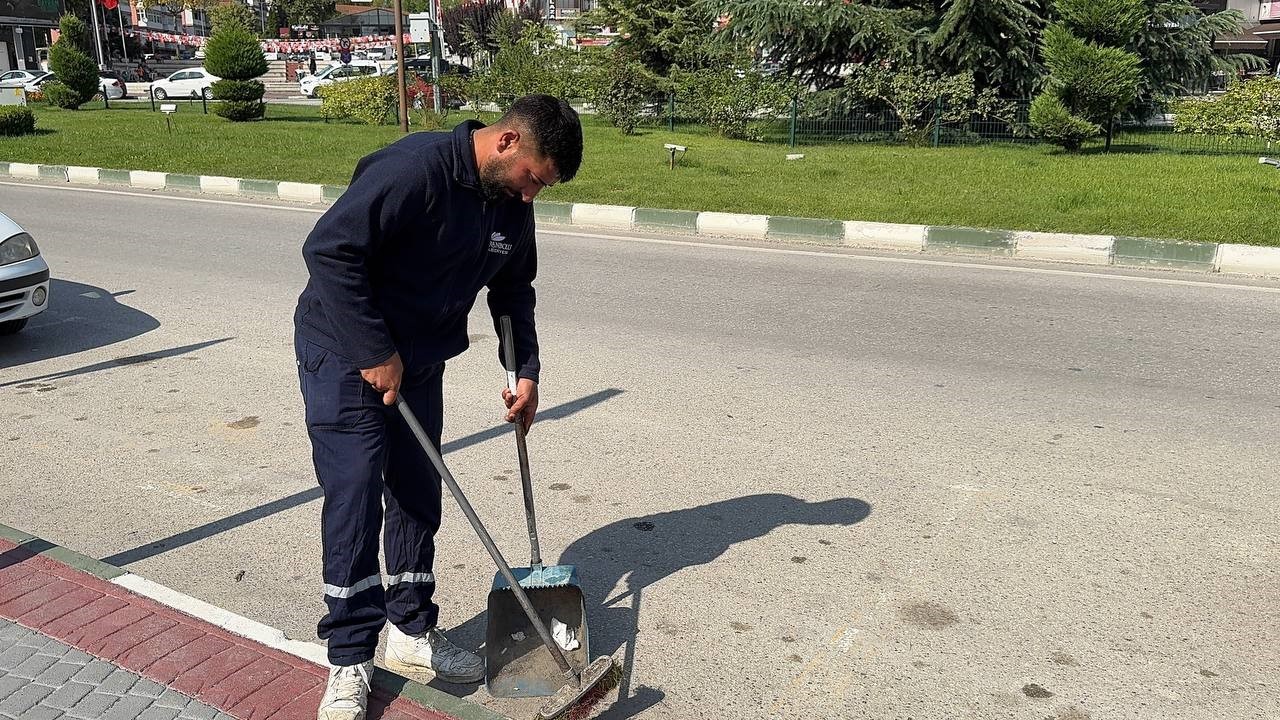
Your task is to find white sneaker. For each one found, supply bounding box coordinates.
[318,660,372,720]
[385,625,485,683]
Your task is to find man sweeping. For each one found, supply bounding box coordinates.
[293,94,583,720]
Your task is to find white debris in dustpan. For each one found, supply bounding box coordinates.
[510,631,527,642]
[551,618,580,651]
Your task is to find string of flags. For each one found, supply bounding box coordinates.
[124,30,412,52]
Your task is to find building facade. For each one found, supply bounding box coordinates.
[0,0,58,72]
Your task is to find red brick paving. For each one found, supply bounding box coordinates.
[0,537,461,720]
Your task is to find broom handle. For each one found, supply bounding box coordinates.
[394,396,575,679]
[500,315,543,569]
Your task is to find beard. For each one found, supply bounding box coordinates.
[478,154,517,202]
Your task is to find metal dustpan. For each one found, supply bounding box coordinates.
[486,317,590,698]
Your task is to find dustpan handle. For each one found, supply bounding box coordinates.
[394,396,575,678]
[500,315,543,569]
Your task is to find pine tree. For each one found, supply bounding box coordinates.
[930,0,1041,98]
[205,20,268,121]
[1030,0,1144,150]
[45,14,100,109]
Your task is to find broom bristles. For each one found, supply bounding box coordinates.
[537,659,624,720]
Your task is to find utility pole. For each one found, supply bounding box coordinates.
[88,0,106,68]
[428,0,441,114]
[117,2,129,63]
[392,0,408,132]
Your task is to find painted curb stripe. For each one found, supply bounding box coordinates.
[633,207,699,231]
[165,173,202,190]
[768,216,843,244]
[927,226,1016,253]
[1113,236,1218,271]
[4,162,1278,279]
[533,201,573,223]
[98,168,132,185]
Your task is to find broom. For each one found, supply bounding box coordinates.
[393,397,621,720]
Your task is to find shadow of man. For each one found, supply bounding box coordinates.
[440,493,871,718]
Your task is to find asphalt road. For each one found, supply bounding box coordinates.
[1,179,1277,720]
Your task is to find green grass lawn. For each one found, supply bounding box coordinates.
[4,102,1273,246]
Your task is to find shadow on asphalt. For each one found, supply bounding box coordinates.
[100,388,626,567]
[445,494,873,717]
[0,278,161,372]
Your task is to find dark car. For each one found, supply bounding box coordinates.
[402,57,470,75]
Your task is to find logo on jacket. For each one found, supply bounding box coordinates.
[488,232,512,255]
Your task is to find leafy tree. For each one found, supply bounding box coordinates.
[265,1,289,38]
[210,2,255,33]
[672,64,792,139]
[281,0,335,25]
[136,0,221,31]
[442,0,543,64]
[586,49,663,134]
[467,17,580,109]
[1174,77,1280,141]
[839,63,1024,145]
[591,0,722,75]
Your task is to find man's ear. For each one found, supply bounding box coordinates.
[495,128,522,154]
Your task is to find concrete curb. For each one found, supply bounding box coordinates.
[0,522,507,720]
[6,161,1280,279]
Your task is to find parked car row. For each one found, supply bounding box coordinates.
[0,69,128,100]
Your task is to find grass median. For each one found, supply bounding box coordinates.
[3,102,1272,246]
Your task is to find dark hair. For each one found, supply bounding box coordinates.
[498,94,583,183]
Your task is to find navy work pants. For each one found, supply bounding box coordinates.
[295,335,444,666]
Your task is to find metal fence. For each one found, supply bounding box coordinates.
[624,95,1275,156]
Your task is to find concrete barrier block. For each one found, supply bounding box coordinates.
[697,211,769,239]
[278,182,325,203]
[571,203,635,228]
[843,221,927,251]
[200,175,241,194]
[66,166,101,184]
[1215,243,1280,277]
[130,170,167,189]
[1014,231,1114,265]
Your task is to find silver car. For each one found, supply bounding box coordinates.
[0,212,50,335]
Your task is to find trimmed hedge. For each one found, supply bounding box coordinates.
[0,106,36,136]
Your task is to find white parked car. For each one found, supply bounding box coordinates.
[0,212,50,336]
[149,67,220,100]
[98,73,126,99]
[0,70,48,87]
[22,73,56,93]
[299,60,380,98]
